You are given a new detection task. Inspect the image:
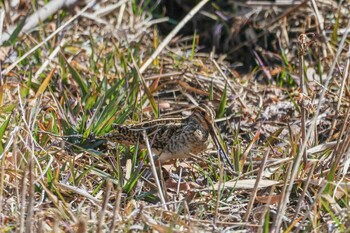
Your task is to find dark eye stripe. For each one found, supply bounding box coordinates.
[197,105,216,119]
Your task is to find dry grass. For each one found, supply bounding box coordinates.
[0,0,350,232]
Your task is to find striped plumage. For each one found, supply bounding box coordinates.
[102,105,215,162]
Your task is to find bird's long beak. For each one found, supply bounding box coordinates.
[207,121,235,172]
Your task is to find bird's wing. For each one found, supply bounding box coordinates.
[101,122,184,150]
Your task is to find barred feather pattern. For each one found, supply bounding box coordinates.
[101,105,214,162]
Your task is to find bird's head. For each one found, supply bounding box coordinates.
[190,104,216,130]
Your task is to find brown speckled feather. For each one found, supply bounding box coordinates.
[101,105,231,165]
[102,121,184,151]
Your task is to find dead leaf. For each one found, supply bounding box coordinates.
[256,194,282,204]
[213,179,279,190]
[0,46,10,61]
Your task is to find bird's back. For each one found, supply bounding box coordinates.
[101,119,185,152]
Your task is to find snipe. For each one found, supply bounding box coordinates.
[102,105,234,169]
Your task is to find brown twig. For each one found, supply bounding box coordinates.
[96,179,112,233]
[243,149,269,221]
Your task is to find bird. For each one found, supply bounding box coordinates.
[101,104,234,170]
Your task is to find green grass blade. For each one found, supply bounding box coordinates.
[0,115,11,153]
[2,17,26,46]
[217,82,227,118]
[191,31,197,60]
[132,56,158,117]
[65,59,89,96]
[263,209,270,233]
